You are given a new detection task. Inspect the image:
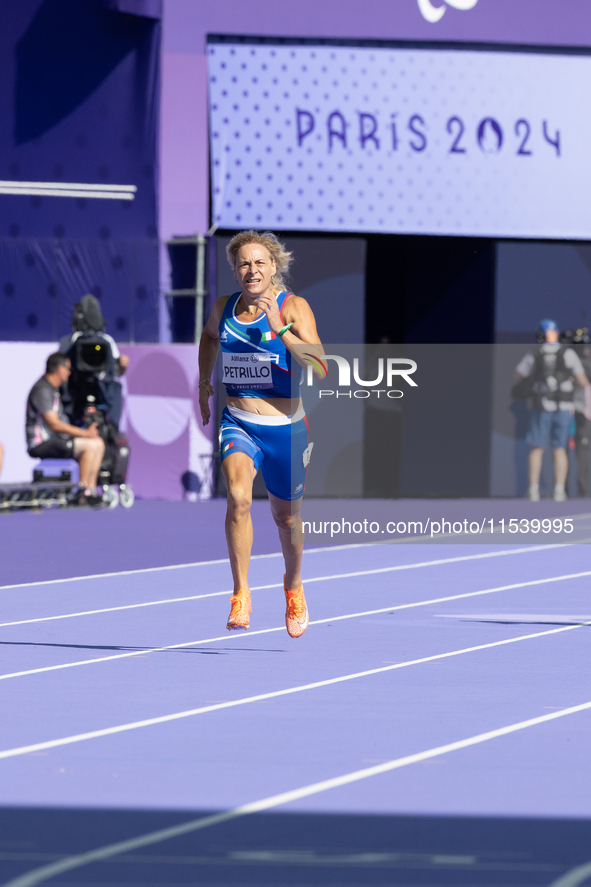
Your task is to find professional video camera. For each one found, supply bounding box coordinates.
[62,296,117,422]
[560,326,591,388]
[560,327,590,345]
[60,295,133,508]
[66,338,111,418]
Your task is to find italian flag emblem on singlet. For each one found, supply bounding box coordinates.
[261,331,276,342]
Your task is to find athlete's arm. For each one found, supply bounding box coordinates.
[198,296,229,426]
[281,296,327,380]
[256,293,326,380]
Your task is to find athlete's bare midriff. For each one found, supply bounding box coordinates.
[226,395,303,417]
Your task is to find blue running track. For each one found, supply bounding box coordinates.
[1,502,591,886]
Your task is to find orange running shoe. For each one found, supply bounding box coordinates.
[226,588,251,631]
[284,574,309,638]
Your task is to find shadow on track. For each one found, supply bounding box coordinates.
[0,641,286,654]
[1,806,589,886]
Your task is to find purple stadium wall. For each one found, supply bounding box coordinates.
[0,0,161,342]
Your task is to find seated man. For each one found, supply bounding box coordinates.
[26,352,105,504]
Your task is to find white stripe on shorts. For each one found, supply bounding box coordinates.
[226,405,305,425]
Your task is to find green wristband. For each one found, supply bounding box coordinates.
[277,323,294,337]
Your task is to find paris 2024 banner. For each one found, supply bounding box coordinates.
[208,40,591,240]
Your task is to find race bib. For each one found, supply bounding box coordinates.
[222,352,275,389]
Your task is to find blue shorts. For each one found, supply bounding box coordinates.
[526,408,572,449]
[219,406,310,500]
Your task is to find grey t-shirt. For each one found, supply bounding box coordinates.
[515,344,584,412]
[26,377,70,449]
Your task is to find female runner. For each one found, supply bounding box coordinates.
[198,231,325,638]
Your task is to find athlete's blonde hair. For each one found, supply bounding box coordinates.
[226,230,293,288]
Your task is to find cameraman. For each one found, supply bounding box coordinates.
[567,330,591,497]
[26,352,105,503]
[60,295,129,428]
[514,319,588,501]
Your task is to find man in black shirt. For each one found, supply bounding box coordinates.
[26,352,105,497]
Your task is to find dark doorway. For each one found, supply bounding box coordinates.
[365,234,496,345]
[364,235,496,497]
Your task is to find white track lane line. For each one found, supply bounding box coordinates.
[0,542,394,594]
[4,699,591,887]
[0,543,572,626]
[0,586,281,629]
[0,619,588,761]
[0,542,572,594]
[2,569,590,683]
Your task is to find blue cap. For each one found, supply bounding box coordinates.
[538,319,559,334]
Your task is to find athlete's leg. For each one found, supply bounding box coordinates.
[259,415,309,637]
[223,452,257,593]
[263,414,308,590]
[268,492,303,590]
[269,492,308,638]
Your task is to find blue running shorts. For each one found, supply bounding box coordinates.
[219,406,311,500]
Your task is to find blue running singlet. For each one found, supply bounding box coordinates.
[218,291,300,399]
[217,291,312,500]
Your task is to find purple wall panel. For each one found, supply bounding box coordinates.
[0,1,161,341]
[1,1,159,241]
[160,53,208,242]
[120,344,213,499]
[163,0,591,55]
